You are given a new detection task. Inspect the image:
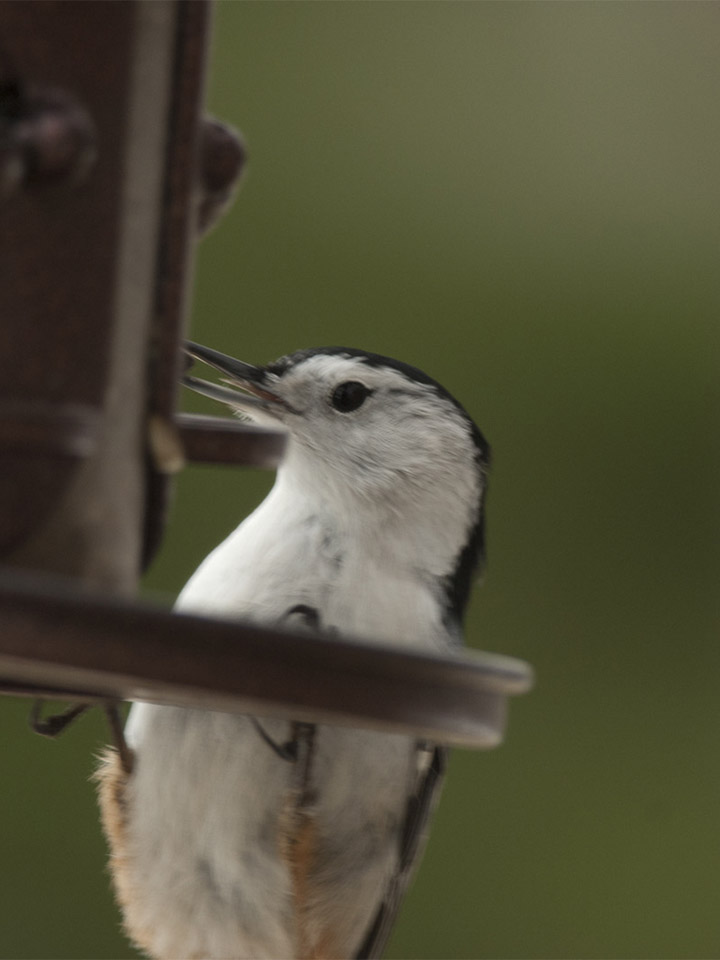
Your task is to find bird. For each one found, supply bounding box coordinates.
[96,342,491,960]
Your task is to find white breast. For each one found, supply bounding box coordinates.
[172,472,449,651]
[122,475,450,959]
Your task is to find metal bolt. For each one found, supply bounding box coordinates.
[0,81,96,199]
[197,117,247,234]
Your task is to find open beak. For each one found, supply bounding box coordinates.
[183,341,287,415]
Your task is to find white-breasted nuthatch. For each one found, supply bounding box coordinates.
[97,343,491,960]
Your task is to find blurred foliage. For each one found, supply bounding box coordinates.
[2,3,718,958]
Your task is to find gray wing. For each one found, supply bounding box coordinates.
[355,745,448,960]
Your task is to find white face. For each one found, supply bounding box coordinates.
[243,353,481,507]
[231,353,488,610]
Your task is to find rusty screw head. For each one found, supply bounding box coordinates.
[0,83,96,198]
[197,117,247,235]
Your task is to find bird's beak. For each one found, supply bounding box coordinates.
[183,341,287,415]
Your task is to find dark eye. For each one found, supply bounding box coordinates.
[330,381,371,413]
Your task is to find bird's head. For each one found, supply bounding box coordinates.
[185,342,490,623]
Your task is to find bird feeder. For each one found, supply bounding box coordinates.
[0,0,533,949]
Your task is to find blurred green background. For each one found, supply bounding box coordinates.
[2,2,719,957]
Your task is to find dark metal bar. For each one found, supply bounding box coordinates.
[0,572,532,749]
[140,3,248,565]
[148,0,211,426]
[177,413,287,467]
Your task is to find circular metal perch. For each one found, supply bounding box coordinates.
[0,571,532,750]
